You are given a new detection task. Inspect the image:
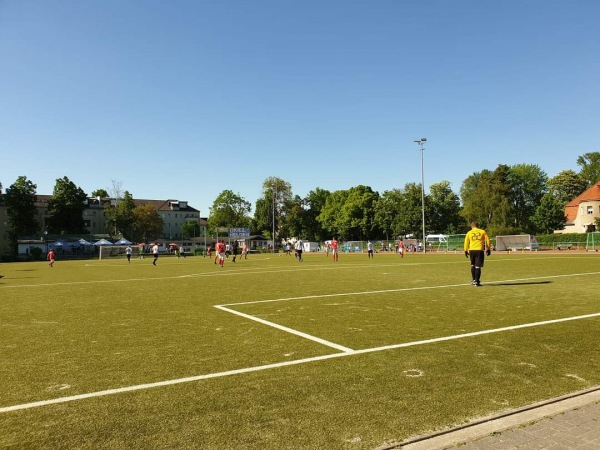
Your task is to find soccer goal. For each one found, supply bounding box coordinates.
[344,241,364,252]
[98,245,140,260]
[495,235,539,252]
[425,234,448,252]
[441,234,466,252]
[586,232,600,251]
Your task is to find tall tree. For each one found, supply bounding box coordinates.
[577,152,600,187]
[253,177,293,241]
[508,164,548,233]
[132,203,163,242]
[317,189,350,239]
[105,190,136,239]
[46,177,87,234]
[5,176,39,253]
[531,193,567,234]
[280,195,306,240]
[342,185,379,240]
[400,183,427,239]
[374,189,403,240]
[374,184,426,240]
[461,166,514,235]
[208,190,251,234]
[548,170,588,204]
[91,188,109,199]
[318,186,378,240]
[252,197,272,237]
[302,188,331,242]
[180,220,202,241]
[427,181,462,235]
[109,180,124,204]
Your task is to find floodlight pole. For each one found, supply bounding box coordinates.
[201,211,206,253]
[272,186,277,254]
[414,138,427,253]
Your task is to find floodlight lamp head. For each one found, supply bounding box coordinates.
[420,138,427,142]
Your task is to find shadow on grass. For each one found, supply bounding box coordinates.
[492,281,552,286]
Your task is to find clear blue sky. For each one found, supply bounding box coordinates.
[2,0,598,216]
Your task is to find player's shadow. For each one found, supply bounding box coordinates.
[494,281,552,286]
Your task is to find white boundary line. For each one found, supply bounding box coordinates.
[3,311,600,414]
[2,271,599,414]
[2,261,597,290]
[220,271,600,307]
[214,305,355,353]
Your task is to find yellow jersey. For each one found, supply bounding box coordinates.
[464,227,491,252]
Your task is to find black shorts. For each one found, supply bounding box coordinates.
[469,250,485,267]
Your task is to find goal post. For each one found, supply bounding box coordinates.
[98,245,140,260]
[586,232,600,251]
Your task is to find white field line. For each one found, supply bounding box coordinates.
[2,258,596,290]
[2,270,599,413]
[213,305,355,353]
[0,262,415,289]
[220,271,600,307]
[3,310,600,414]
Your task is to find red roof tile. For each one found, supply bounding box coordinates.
[565,182,600,223]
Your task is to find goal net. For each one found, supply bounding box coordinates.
[586,232,600,251]
[438,234,466,252]
[495,235,539,251]
[98,245,141,260]
[343,241,364,252]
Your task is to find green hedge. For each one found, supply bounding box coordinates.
[534,233,587,245]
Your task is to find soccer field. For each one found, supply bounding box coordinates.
[1,252,600,449]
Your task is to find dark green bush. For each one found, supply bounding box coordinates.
[535,233,586,245]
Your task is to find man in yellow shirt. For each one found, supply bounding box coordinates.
[464,221,492,286]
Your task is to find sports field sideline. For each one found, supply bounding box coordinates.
[1,252,599,449]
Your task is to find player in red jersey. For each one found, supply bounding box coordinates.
[216,240,226,267]
[47,248,56,267]
[331,237,339,262]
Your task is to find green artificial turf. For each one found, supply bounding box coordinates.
[1,252,599,448]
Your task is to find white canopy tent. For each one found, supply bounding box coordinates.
[94,238,113,246]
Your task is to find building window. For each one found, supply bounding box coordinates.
[587,206,594,215]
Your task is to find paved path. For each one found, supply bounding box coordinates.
[388,387,600,449]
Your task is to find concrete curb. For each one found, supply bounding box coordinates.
[379,386,600,450]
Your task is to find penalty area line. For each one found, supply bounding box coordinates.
[214,305,354,353]
[0,352,345,414]
[2,311,600,414]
